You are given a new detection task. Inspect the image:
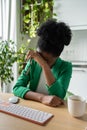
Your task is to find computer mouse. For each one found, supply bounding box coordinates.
[9,96,19,104]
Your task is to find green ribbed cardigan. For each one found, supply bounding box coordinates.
[13,58,72,99]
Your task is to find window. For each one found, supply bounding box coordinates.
[0,0,2,39]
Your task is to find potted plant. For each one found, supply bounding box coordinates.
[0,40,17,91]
[0,40,30,91]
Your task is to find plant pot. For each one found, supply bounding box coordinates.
[0,81,8,93]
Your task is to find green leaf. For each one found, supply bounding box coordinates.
[24,3,29,10]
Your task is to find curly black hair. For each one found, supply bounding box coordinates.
[37,19,72,57]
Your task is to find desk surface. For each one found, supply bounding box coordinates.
[0,93,87,130]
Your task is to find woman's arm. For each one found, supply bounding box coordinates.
[24,91,64,107]
[46,62,72,99]
[13,60,33,98]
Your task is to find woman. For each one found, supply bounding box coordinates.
[13,19,72,107]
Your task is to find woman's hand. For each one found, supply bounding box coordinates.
[25,50,48,67]
[25,50,56,86]
[41,95,64,107]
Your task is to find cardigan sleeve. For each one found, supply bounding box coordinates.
[46,62,72,99]
[13,60,34,98]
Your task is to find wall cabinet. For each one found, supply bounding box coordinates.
[53,0,87,30]
[68,70,87,99]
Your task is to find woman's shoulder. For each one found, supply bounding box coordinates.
[58,58,72,69]
[57,57,72,64]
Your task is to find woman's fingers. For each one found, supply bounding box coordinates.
[25,50,35,61]
[50,96,64,107]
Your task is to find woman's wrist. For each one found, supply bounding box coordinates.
[24,91,45,103]
[41,62,50,69]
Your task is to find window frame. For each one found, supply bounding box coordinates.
[0,0,2,39]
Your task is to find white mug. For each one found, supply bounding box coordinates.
[67,95,86,117]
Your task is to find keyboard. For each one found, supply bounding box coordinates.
[0,100,53,125]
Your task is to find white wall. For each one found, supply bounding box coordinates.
[53,0,87,30]
[61,30,87,62]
